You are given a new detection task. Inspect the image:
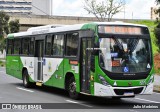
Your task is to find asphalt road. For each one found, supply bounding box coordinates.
[0,67,160,112]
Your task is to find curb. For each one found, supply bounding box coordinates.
[154,85,160,92]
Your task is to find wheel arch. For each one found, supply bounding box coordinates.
[64,71,80,92]
[64,72,75,90]
[22,67,28,78]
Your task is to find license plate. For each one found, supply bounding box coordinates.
[124,92,134,96]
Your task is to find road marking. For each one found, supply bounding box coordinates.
[66,100,92,108]
[129,110,140,112]
[16,87,34,93]
[134,98,160,103]
[66,100,78,103]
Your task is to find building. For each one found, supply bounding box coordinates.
[0,0,52,16]
[151,7,160,20]
[0,0,32,14]
[32,0,52,15]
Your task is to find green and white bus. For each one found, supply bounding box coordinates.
[6,22,154,99]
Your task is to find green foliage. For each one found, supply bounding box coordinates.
[84,0,124,22]
[9,19,20,33]
[0,59,5,67]
[0,11,20,52]
[0,11,10,38]
[0,38,6,52]
[131,20,159,55]
[0,11,9,52]
[0,58,6,67]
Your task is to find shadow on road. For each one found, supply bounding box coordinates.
[11,82,142,107]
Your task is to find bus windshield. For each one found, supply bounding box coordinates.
[99,36,151,73]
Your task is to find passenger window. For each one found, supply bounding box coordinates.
[13,39,21,54]
[30,37,35,55]
[22,38,30,55]
[65,33,78,56]
[7,39,13,55]
[45,35,52,56]
[52,35,64,56]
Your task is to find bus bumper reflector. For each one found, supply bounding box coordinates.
[36,82,42,86]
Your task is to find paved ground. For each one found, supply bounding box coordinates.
[154,75,160,85]
[0,67,160,112]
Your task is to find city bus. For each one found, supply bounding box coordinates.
[6,22,154,99]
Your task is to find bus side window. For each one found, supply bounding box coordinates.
[30,37,35,55]
[65,33,78,57]
[13,39,21,55]
[45,35,52,56]
[22,38,30,55]
[7,39,13,55]
[52,35,64,56]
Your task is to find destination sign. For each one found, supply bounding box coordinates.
[98,26,145,35]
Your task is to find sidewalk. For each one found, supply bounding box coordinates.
[154,74,160,92]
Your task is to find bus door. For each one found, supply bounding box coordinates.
[81,38,92,93]
[35,40,44,82]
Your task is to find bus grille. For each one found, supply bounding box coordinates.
[114,87,143,95]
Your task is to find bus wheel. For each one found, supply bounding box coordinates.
[68,77,79,99]
[112,97,121,100]
[23,70,32,88]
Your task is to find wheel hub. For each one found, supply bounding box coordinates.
[69,82,76,93]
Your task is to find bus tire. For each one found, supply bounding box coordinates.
[112,97,121,100]
[22,70,32,88]
[68,77,79,99]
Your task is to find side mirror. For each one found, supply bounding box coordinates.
[92,43,99,55]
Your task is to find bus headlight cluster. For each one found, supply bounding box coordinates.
[98,75,109,86]
[148,75,154,85]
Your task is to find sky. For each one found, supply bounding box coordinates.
[52,0,157,19]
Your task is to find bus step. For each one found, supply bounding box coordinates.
[36,82,42,86]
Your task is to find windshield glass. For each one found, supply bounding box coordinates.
[99,36,151,73]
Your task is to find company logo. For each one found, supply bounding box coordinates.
[29,62,33,68]
[48,62,52,72]
[140,80,146,85]
[2,104,11,109]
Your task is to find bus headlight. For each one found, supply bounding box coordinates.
[98,75,109,86]
[148,75,154,85]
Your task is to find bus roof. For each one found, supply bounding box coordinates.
[7,22,147,39]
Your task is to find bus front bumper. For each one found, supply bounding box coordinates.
[94,82,153,97]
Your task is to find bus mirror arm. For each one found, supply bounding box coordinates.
[92,43,99,55]
[90,55,95,72]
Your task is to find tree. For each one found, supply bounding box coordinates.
[84,0,125,22]
[155,0,160,49]
[0,11,10,52]
[9,19,20,33]
[0,11,10,38]
[156,0,160,4]
[0,11,20,52]
[155,0,160,19]
[155,24,160,49]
